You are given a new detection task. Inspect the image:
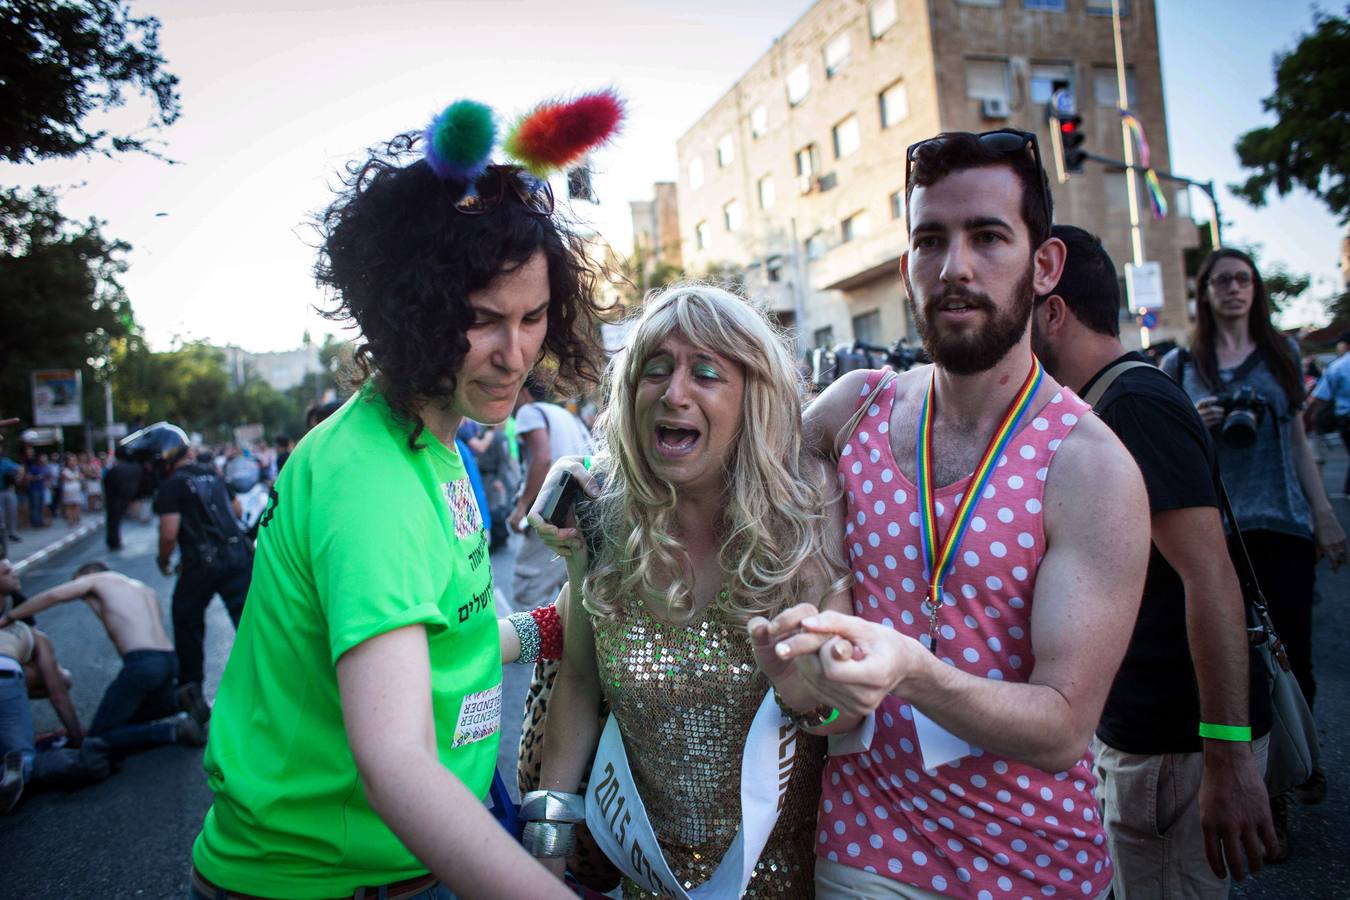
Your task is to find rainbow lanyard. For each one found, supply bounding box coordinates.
[915,357,1044,656]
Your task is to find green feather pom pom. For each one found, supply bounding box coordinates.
[425,100,496,181]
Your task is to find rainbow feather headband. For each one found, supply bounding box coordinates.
[424,89,625,186]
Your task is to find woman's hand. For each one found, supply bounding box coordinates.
[1314,507,1347,571]
[526,458,598,576]
[1195,396,1224,429]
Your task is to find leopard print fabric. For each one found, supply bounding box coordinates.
[517,657,622,893]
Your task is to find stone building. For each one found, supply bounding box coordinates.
[675,0,1196,352]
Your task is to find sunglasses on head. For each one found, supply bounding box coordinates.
[454,164,555,217]
[904,129,1053,234]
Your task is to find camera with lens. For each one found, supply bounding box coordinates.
[1214,386,1266,448]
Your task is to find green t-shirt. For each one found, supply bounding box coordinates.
[192,386,499,898]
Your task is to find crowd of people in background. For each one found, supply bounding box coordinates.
[3,105,1350,900]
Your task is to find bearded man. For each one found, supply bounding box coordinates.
[758,131,1151,899]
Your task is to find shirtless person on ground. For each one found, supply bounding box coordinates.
[0,561,207,753]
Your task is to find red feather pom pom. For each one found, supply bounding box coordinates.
[506,89,625,175]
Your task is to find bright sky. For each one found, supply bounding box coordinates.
[6,0,1343,352]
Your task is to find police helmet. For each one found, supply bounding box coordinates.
[117,422,190,469]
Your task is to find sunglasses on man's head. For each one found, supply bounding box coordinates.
[454,164,554,217]
[904,129,1053,233]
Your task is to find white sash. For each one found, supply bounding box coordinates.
[585,690,796,898]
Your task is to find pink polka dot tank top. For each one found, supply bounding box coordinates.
[818,368,1110,900]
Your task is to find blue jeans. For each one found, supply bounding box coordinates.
[0,666,36,780]
[89,649,179,751]
[187,878,457,899]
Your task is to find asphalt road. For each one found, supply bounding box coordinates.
[2,517,232,898]
[3,452,1348,898]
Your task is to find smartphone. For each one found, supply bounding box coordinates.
[540,472,583,527]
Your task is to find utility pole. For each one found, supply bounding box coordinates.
[1113,0,1152,347]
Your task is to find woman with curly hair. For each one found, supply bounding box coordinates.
[187,97,615,900]
[524,285,856,898]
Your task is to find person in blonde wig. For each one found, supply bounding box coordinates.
[522,284,860,898]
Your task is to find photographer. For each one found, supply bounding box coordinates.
[1162,248,1346,856]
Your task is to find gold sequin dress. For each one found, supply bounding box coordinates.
[592,598,825,898]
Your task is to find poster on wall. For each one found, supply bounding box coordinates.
[31,369,84,426]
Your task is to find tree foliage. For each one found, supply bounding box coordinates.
[0,186,136,424]
[1231,8,1350,223]
[0,0,181,163]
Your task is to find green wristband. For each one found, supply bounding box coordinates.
[582,456,593,471]
[1198,722,1252,742]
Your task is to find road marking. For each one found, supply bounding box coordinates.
[13,522,104,574]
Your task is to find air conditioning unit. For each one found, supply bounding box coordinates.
[981,97,1011,119]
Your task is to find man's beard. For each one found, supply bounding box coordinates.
[909,263,1035,376]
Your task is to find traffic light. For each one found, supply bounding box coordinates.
[1059,115,1087,174]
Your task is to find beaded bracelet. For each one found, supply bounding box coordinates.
[508,612,541,665]
[530,604,563,661]
[773,686,840,730]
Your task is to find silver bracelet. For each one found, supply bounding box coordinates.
[519,789,586,823]
[522,820,576,858]
[507,611,540,665]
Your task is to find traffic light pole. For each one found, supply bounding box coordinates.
[1112,0,1144,274]
[1081,151,1224,249]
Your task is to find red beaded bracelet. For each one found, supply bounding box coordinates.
[530,604,564,661]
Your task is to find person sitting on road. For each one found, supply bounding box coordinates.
[0,559,112,814]
[0,560,207,754]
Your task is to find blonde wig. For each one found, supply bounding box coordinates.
[583,283,848,623]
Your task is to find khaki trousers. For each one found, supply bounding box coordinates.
[1092,734,1270,900]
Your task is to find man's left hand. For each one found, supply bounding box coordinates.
[157,557,173,577]
[1199,744,1277,880]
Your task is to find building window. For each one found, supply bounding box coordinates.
[717,134,735,168]
[1093,66,1138,107]
[958,0,1003,6]
[1023,0,1065,9]
[841,211,872,243]
[795,143,819,177]
[868,0,898,37]
[852,310,881,344]
[723,199,742,232]
[824,32,852,77]
[1029,63,1073,105]
[889,190,903,220]
[751,104,769,138]
[786,63,811,106]
[964,58,1011,104]
[833,114,861,159]
[880,80,909,128]
[806,231,826,260]
[689,157,704,190]
[813,326,835,348]
[766,255,784,282]
[695,220,709,250]
[757,175,776,210]
[1087,0,1130,14]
